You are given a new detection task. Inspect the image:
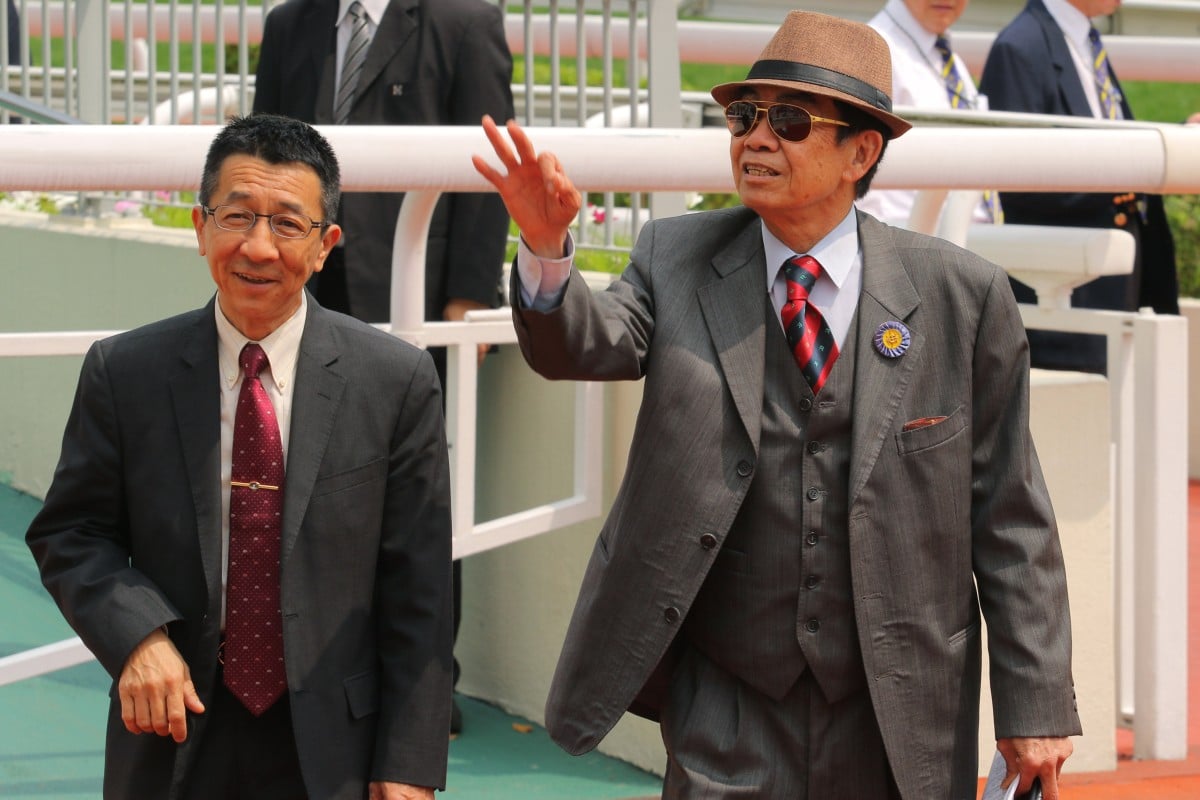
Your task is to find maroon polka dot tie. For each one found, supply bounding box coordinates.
[224,343,287,716]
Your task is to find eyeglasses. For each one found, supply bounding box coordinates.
[201,204,329,240]
[724,100,850,142]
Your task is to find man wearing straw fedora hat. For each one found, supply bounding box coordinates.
[475,10,1079,799]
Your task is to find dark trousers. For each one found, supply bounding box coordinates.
[660,644,902,800]
[182,674,308,800]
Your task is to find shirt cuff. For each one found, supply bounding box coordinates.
[516,234,575,312]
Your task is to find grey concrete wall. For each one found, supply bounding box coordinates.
[0,212,210,495]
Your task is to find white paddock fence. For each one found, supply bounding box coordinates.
[0,119,1196,760]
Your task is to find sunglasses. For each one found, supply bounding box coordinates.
[724,100,850,142]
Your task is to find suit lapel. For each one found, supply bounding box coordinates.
[168,302,223,615]
[1031,0,1095,118]
[698,219,768,451]
[281,301,347,565]
[351,0,419,117]
[848,214,925,507]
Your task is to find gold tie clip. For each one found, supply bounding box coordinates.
[230,480,280,491]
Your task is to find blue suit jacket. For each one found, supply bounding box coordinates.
[980,0,1178,369]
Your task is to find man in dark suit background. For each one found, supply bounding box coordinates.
[476,10,1079,799]
[253,0,513,356]
[27,114,453,800]
[980,0,1179,373]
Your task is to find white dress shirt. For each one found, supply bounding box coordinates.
[214,294,306,625]
[1042,0,1119,120]
[335,0,387,91]
[515,207,862,350]
[858,0,990,226]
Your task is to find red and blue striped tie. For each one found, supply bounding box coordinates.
[782,255,839,394]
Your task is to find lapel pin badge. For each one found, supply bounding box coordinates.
[390,83,404,96]
[873,321,910,358]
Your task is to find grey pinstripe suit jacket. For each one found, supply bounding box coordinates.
[513,207,1081,799]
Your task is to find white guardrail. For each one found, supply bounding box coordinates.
[0,120,1196,761]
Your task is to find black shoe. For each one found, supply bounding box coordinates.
[450,698,463,735]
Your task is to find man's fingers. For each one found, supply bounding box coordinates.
[119,688,141,735]
[471,154,504,188]
[506,118,540,164]
[166,687,189,743]
[184,680,206,715]
[480,114,519,169]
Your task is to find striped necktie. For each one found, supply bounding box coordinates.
[334,1,371,125]
[781,255,839,395]
[933,35,968,109]
[1087,27,1123,120]
[935,34,1001,221]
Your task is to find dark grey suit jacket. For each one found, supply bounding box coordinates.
[27,297,453,799]
[253,0,514,324]
[514,207,1081,799]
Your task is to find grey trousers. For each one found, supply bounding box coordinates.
[660,645,901,799]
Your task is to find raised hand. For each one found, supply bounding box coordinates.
[472,115,582,259]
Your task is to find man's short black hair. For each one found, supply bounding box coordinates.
[199,113,341,221]
[834,100,890,199]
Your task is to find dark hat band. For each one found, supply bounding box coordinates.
[746,60,893,114]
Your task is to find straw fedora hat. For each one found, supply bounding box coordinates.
[711,10,911,140]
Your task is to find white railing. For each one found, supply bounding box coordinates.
[0,119,1196,757]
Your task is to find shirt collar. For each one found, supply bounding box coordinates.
[1043,0,1094,50]
[214,293,308,392]
[762,206,859,289]
[338,0,388,26]
[884,0,940,57]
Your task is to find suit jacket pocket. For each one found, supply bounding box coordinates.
[343,669,379,720]
[311,457,387,499]
[895,405,966,455]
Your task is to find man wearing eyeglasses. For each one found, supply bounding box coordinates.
[27,114,453,800]
[474,10,1078,799]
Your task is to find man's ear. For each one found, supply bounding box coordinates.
[191,205,207,255]
[314,224,342,271]
[845,128,885,184]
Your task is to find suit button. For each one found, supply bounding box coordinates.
[699,533,718,550]
[805,531,819,546]
[805,575,820,589]
[805,618,820,633]
[664,606,681,623]
[736,460,754,477]
[806,486,821,501]
[798,397,813,412]
[806,440,822,455]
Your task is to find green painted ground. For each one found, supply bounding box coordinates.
[0,484,660,799]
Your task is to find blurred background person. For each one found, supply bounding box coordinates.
[858,0,999,227]
[980,0,1179,373]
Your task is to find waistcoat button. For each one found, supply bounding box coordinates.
[664,606,680,623]
[806,487,821,501]
[798,397,813,412]
[805,618,820,633]
[699,533,718,550]
[736,460,753,477]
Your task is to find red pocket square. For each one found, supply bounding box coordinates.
[902,416,948,432]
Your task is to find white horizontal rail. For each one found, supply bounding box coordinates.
[0,637,94,686]
[1,122,1199,193]
[15,7,1200,84]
